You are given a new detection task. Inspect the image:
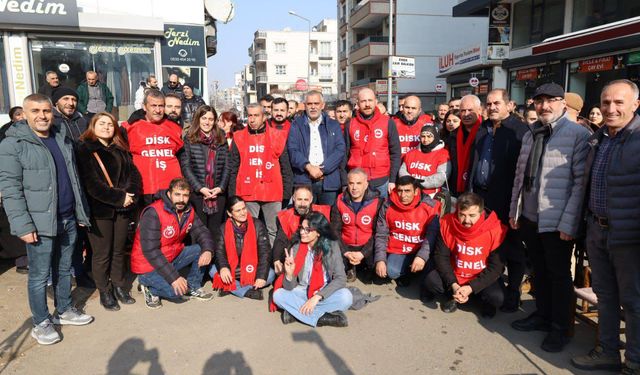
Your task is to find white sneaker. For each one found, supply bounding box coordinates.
[52,307,94,326]
[31,319,61,345]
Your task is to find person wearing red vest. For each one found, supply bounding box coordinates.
[272,212,352,327]
[121,90,184,206]
[131,178,215,309]
[228,103,293,246]
[210,196,275,300]
[330,168,382,282]
[394,96,434,156]
[345,88,401,199]
[400,125,451,198]
[374,176,440,285]
[268,97,292,137]
[272,186,331,275]
[423,192,506,318]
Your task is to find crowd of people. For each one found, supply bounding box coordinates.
[0,70,638,374]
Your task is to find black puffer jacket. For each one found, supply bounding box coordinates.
[214,218,271,281]
[179,138,229,194]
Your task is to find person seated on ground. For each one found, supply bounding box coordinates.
[399,125,451,199]
[272,185,330,275]
[271,212,353,327]
[374,175,440,285]
[211,196,275,300]
[423,192,506,318]
[330,168,382,282]
[130,178,214,309]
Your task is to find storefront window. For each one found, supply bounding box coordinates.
[572,0,640,32]
[30,38,156,121]
[512,0,565,49]
[509,64,562,106]
[161,66,205,97]
[452,83,489,104]
[0,38,10,115]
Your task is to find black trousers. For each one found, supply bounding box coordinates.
[190,194,226,238]
[423,269,504,307]
[87,214,130,291]
[501,229,528,297]
[519,218,574,332]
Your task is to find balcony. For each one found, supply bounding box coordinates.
[349,36,389,64]
[254,31,267,40]
[319,75,333,82]
[350,0,389,29]
[256,73,268,84]
[255,50,267,61]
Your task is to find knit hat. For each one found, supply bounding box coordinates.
[51,87,78,104]
[182,81,195,90]
[565,92,584,112]
[419,125,440,152]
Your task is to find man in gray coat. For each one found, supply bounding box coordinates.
[571,80,640,373]
[0,94,93,346]
[508,83,590,353]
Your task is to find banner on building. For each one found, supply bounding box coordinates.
[487,1,510,60]
[0,0,79,27]
[161,24,207,67]
[439,45,483,74]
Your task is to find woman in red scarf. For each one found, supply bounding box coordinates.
[272,212,352,327]
[210,196,274,299]
[179,106,229,238]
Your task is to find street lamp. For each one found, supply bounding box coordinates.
[288,10,311,91]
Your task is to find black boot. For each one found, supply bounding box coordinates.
[100,289,120,311]
[114,286,136,304]
[281,310,296,325]
[317,311,348,327]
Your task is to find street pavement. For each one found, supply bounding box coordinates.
[0,260,608,375]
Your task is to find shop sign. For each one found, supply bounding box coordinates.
[435,83,444,92]
[8,35,30,104]
[627,51,640,66]
[390,56,415,78]
[516,67,539,81]
[469,77,480,87]
[578,56,614,73]
[487,1,510,61]
[439,45,483,74]
[478,84,489,95]
[375,79,398,95]
[295,79,308,91]
[88,45,153,56]
[161,24,206,67]
[0,0,78,27]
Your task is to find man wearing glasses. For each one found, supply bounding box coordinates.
[508,83,590,353]
[161,73,184,98]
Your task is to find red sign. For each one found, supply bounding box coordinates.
[295,79,308,91]
[516,67,539,81]
[578,56,614,73]
[478,84,489,95]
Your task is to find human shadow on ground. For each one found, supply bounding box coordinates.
[202,349,253,375]
[0,318,35,374]
[106,337,164,375]
[292,330,355,375]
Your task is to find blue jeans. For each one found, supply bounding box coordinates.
[311,180,338,206]
[373,181,389,199]
[138,244,205,299]
[209,265,276,298]
[273,286,352,327]
[27,218,77,325]
[386,253,414,280]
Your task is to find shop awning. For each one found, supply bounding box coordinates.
[533,16,640,56]
[452,0,490,17]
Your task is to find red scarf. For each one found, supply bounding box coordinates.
[441,211,506,251]
[269,243,324,312]
[212,216,258,291]
[455,117,482,192]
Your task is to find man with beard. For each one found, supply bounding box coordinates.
[51,87,87,143]
[165,93,184,128]
[345,88,401,198]
[272,185,330,275]
[287,100,298,120]
[447,95,483,196]
[288,91,345,205]
[161,73,183,97]
[260,95,274,119]
[393,95,434,156]
[331,168,382,282]
[131,178,214,309]
[180,83,205,129]
[268,97,291,135]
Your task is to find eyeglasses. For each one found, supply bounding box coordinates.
[533,97,563,106]
[299,226,314,234]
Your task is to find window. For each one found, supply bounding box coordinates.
[572,0,640,31]
[320,41,331,57]
[275,65,286,75]
[512,0,565,48]
[275,42,286,53]
[320,64,332,79]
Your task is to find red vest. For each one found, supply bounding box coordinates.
[276,204,331,239]
[440,211,507,285]
[268,119,291,139]
[402,147,450,195]
[386,193,439,255]
[234,125,286,202]
[335,193,379,246]
[125,119,184,195]
[394,113,434,155]
[130,199,196,274]
[347,108,390,179]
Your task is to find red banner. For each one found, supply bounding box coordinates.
[578,56,614,73]
[516,68,538,81]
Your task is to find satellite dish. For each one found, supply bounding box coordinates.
[204,0,235,24]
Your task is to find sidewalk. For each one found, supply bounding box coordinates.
[0,260,602,375]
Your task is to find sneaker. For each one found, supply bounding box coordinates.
[571,345,621,371]
[31,319,61,345]
[141,284,162,309]
[15,265,29,274]
[244,289,264,300]
[441,299,458,313]
[540,330,570,353]
[622,360,640,375]
[186,288,214,301]
[281,310,296,325]
[52,307,93,326]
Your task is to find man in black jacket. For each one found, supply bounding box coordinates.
[469,89,529,312]
[131,178,214,309]
[52,87,88,143]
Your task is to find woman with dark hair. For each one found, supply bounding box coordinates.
[441,109,461,140]
[210,196,275,299]
[217,111,242,147]
[272,211,352,327]
[400,125,451,197]
[587,104,604,131]
[77,112,141,310]
[179,105,229,236]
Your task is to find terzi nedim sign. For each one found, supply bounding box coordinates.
[0,0,79,27]
[161,24,206,67]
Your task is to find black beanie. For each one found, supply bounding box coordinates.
[51,87,78,104]
[419,125,441,153]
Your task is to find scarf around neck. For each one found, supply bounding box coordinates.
[455,117,482,192]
